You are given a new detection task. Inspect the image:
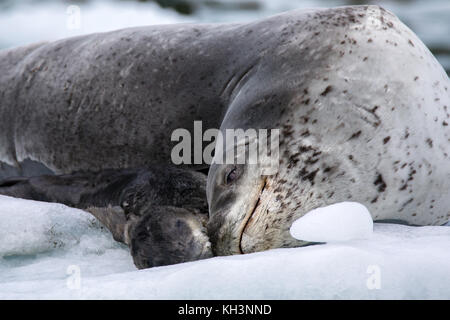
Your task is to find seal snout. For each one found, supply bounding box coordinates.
[238,178,267,254]
[129,206,212,269]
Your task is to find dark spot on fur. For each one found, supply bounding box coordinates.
[320,85,333,96]
[426,138,433,148]
[300,116,309,123]
[288,155,300,168]
[383,136,391,144]
[305,158,319,165]
[400,198,414,211]
[299,168,319,185]
[299,145,314,153]
[348,130,362,140]
[282,124,294,137]
[374,173,387,192]
[408,169,417,181]
[323,167,333,173]
[404,129,410,139]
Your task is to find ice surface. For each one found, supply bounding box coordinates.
[290,202,373,242]
[0,195,136,299]
[0,195,449,299]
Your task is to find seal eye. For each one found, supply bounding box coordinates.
[225,166,239,185]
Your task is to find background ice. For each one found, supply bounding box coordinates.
[0,196,448,299]
[290,202,373,242]
[0,0,449,75]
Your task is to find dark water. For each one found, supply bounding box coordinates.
[0,0,449,74]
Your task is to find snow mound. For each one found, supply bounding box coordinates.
[290,202,373,242]
[0,196,449,299]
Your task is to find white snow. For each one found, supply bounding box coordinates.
[0,195,449,299]
[290,202,373,242]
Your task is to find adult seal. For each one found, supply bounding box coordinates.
[0,6,449,256]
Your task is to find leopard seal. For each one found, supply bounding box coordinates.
[0,6,449,257]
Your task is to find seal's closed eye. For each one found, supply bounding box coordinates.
[225,167,238,185]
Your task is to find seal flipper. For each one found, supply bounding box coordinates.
[0,169,139,208]
[86,206,128,244]
[0,177,34,199]
[0,172,135,244]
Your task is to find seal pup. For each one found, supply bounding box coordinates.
[0,167,212,269]
[0,6,448,257]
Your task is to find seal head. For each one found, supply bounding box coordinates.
[207,6,450,256]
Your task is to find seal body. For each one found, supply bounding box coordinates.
[0,6,449,256]
[0,22,244,172]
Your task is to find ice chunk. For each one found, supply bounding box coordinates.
[0,195,115,257]
[290,202,373,242]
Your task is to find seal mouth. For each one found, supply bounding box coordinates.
[238,178,267,254]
